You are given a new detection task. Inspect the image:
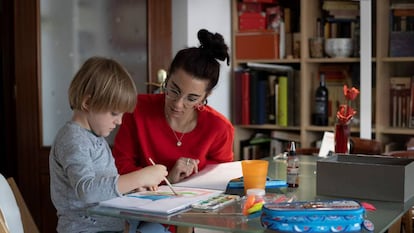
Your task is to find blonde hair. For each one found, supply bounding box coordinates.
[68,56,137,113]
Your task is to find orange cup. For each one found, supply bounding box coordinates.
[241,160,269,193]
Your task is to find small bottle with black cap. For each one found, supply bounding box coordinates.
[286,142,299,188]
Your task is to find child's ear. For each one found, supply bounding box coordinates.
[81,95,91,111]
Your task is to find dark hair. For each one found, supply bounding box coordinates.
[167,29,230,93]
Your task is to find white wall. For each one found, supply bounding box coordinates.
[172,0,232,119]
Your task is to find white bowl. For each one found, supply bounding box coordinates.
[324,38,353,58]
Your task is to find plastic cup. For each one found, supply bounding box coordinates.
[241,160,269,194]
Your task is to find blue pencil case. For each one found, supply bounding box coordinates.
[261,200,374,232]
[226,176,287,190]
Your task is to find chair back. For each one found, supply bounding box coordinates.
[350,137,383,155]
[0,174,39,233]
[384,150,414,159]
[0,209,9,233]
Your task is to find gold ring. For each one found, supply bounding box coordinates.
[186,159,190,166]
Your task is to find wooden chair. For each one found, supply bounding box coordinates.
[296,137,383,156]
[384,150,414,159]
[0,210,8,233]
[0,175,39,233]
[349,137,383,155]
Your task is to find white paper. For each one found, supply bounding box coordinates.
[173,161,243,191]
[318,131,335,157]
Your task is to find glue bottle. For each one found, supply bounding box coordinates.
[286,142,299,188]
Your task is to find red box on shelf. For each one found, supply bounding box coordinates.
[238,2,264,13]
[235,31,280,59]
[239,12,266,31]
[243,0,276,3]
[239,21,266,31]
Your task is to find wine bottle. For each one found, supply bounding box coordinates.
[313,73,329,126]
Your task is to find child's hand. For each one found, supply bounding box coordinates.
[138,164,168,187]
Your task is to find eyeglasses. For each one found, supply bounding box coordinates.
[164,87,200,107]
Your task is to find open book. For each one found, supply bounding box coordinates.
[99,186,223,215]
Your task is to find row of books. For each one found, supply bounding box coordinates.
[232,63,357,128]
[321,0,359,39]
[390,3,414,32]
[389,3,414,57]
[389,76,414,128]
[322,0,359,20]
[233,63,300,127]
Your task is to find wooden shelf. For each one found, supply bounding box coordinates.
[381,57,414,62]
[236,124,300,131]
[381,128,414,135]
[305,57,360,63]
[231,0,414,155]
[235,59,300,64]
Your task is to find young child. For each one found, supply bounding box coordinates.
[49,56,170,233]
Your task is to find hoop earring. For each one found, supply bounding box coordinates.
[195,99,207,111]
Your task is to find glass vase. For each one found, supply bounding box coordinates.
[335,122,350,154]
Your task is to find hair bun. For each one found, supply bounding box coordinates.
[197,29,230,65]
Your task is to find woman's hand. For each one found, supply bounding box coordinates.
[167,157,199,183]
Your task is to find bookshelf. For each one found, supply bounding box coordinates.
[231,0,414,160]
[376,0,414,148]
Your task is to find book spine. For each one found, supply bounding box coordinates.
[249,70,259,124]
[279,21,285,59]
[274,77,279,125]
[390,77,412,127]
[256,79,267,124]
[278,76,288,126]
[267,75,277,124]
[241,71,250,125]
[233,70,243,125]
[391,86,397,127]
[410,76,414,128]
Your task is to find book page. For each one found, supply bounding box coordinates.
[173,161,243,191]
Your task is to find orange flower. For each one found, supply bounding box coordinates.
[337,105,356,124]
[343,85,360,101]
[337,85,359,125]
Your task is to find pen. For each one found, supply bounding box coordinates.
[148,158,179,196]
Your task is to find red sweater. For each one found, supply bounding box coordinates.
[113,94,234,175]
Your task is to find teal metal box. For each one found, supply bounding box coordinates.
[316,154,414,202]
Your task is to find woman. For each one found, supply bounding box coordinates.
[112,29,234,183]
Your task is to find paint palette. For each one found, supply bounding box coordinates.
[191,194,240,211]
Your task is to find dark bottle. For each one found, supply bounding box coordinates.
[286,142,299,188]
[313,73,329,126]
